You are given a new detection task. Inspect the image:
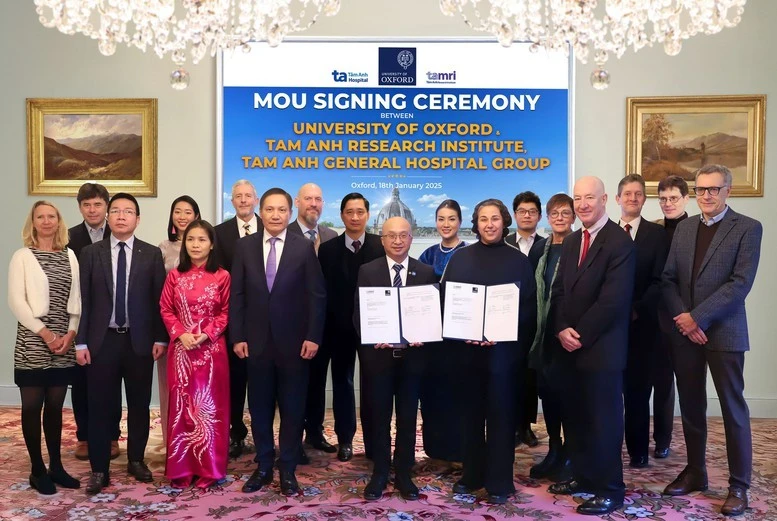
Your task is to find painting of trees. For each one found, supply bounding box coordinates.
[642,113,674,160]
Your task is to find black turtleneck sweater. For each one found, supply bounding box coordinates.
[663,212,688,243]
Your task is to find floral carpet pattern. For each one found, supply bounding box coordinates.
[0,409,774,520]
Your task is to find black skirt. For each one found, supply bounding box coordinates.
[15,366,75,388]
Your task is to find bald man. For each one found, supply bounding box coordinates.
[354,217,437,501]
[548,176,636,516]
[288,183,337,255]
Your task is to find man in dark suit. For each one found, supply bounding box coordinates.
[354,217,437,501]
[75,193,167,495]
[504,191,545,447]
[66,182,122,462]
[231,187,326,496]
[214,179,262,459]
[288,183,338,254]
[662,165,762,517]
[549,176,635,515]
[309,193,384,462]
[615,174,670,469]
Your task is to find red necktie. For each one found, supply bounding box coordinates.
[579,230,591,267]
[624,223,632,236]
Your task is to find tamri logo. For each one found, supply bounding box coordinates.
[426,70,457,84]
[378,47,417,86]
[331,70,369,83]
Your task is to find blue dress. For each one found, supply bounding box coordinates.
[418,241,467,278]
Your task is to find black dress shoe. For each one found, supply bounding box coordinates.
[452,479,481,494]
[721,487,748,516]
[548,479,584,495]
[29,473,56,495]
[337,443,353,462]
[364,474,388,501]
[577,496,623,515]
[654,447,671,459]
[242,468,273,493]
[663,467,708,496]
[85,472,109,495]
[306,436,337,454]
[530,447,562,479]
[127,461,153,483]
[487,493,510,504]
[521,428,540,448]
[49,467,81,489]
[229,438,246,459]
[298,447,310,465]
[280,470,299,496]
[629,455,649,468]
[547,458,573,483]
[394,474,419,500]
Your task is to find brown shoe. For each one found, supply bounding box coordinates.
[110,441,120,460]
[721,488,748,516]
[75,441,89,461]
[663,467,708,496]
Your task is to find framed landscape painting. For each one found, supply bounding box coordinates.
[626,95,765,197]
[27,98,157,196]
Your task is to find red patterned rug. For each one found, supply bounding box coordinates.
[0,409,774,520]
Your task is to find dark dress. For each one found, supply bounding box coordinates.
[441,240,537,496]
[417,241,468,461]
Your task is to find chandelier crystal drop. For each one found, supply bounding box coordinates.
[34,0,342,89]
[440,0,746,89]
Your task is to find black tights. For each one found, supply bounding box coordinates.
[20,386,68,475]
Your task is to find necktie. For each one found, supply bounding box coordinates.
[116,242,127,327]
[243,223,251,236]
[352,239,361,253]
[393,263,403,287]
[307,229,317,242]
[266,237,279,291]
[578,230,591,267]
[624,223,632,237]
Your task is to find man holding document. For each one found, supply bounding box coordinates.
[355,217,438,502]
[440,198,537,504]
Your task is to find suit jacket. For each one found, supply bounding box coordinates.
[354,256,438,371]
[629,219,669,337]
[76,237,167,356]
[67,221,111,259]
[214,214,262,273]
[318,232,385,336]
[661,208,762,352]
[551,220,636,371]
[287,220,337,245]
[504,232,547,270]
[229,231,326,364]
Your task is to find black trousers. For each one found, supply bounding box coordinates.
[248,351,309,473]
[71,364,121,442]
[653,332,676,450]
[560,366,625,502]
[359,345,423,476]
[305,330,358,445]
[516,367,538,430]
[86,329,154,474]
[227,345,249,442]
[671,338,751,490]
[536,372,563,442]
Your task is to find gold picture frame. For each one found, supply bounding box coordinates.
[626,95,765,197]
[27,98,158,197]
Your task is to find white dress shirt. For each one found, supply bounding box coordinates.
[515,232,537,256]
[263,228,287,271]
[579,213,610,265]
[109,235,134,328]
[385,256,409,286]
[238,215,259,238]
[618,216,642,240]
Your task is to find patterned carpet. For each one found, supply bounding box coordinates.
[0,408,774,520]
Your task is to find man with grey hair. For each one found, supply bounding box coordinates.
[215,179,262,459]
[662,164,762,516]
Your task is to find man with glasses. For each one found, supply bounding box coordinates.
[354,217,437,501]
[662,165,762,516]
[505,191,545,448]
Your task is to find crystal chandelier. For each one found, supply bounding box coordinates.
[440,0,746,89]
[34,0,341,90]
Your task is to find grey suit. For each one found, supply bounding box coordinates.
[287,220,337,252]
[661,207,762,490]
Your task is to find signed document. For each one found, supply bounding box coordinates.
[399,284,443,343]
[358,287,401,344]
[483,283,520,342]
[442,282,486,341]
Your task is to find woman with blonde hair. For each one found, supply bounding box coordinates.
[8,201,81,494]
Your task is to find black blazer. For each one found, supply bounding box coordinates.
[76,237,167,356]
[504,232,547,270]
[67,221,111,259]
[630,219,669,336]
[229,231,326,364]
[551,220,636,371]
[354,256,438,370]
[214,215,262,273]
[318,233,385,336]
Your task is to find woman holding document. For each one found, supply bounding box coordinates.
[441,198,537,504]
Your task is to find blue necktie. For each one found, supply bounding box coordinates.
[116,242,127,327]
[266,237,279,291]
[307,229,317,242]
[393,263,403,287]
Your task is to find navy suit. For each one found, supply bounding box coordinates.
[76,237,166,474]
[229,231,326,472]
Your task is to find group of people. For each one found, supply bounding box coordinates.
[8,165,760,517]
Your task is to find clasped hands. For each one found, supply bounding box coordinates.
[673,312,708,345]
[41,327,76,356]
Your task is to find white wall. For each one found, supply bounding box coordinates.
[1,1,775,415]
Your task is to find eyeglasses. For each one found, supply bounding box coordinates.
[381,233,412,242]
[658,196,682,205]
[693,186,727,196]
[549,210,573,218]
[109,209,137,216]
[516,208,539,217]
